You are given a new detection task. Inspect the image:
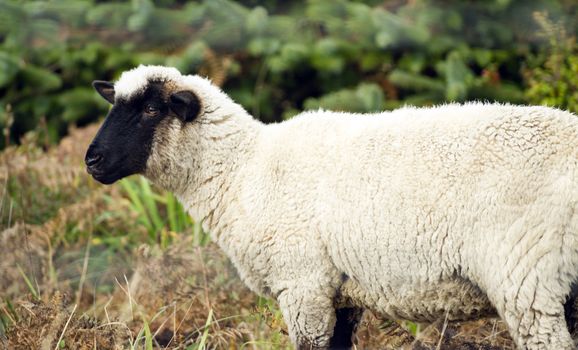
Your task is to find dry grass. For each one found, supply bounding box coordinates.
[0,124,518,349]
[4,292,127,350]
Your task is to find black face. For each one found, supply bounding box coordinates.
[85,79,201,184]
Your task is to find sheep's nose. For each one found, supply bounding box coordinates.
[85,145,104,168]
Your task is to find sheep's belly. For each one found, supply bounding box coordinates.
[338,277,496,322]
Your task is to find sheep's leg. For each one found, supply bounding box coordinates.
[328,307,363,349]
[507,309,574,350]
[489,262,576,349]
[563,281,578,340]
[277,288,337,349]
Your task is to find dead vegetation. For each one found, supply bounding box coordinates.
[0,124,518,349]
[4,292,127,350]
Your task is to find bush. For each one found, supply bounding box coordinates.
[0,0,576,149]
[523,12,578,113]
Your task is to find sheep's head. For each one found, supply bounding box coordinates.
[85,65,204,185]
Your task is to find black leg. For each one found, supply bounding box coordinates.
[564,282,578,338]
[329,307,363,349]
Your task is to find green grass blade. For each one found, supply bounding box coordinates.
[166,192,178,232]
[177,200,191,232]
[143,319,153,350]
[16,265,39,300]
[0,315,6,336]
[131,325,145,350]
[197,308,213,350]
[4,299,17,322]
[139,177,164,235]
[120,179,153,233]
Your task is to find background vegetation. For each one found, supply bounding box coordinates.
[1,0,577,149]
[0,0,577,349]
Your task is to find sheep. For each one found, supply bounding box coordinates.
[85,65,578,350]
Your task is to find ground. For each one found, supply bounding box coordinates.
[0,125,517,349]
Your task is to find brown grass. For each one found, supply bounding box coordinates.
[4,292,127,350]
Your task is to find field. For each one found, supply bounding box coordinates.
[0,123,520,349]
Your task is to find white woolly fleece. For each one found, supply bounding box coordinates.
[111,65,578,350]
[114,65,183,100]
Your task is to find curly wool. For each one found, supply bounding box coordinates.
[116,66,578,350]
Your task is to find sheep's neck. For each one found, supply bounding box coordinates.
[172,115,261,233]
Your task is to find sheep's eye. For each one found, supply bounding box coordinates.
[144,105,159,115]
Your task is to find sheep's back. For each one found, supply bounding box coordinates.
[237,103,578,320]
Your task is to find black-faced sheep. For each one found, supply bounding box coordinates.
[86,65,578,350]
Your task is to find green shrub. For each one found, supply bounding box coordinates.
[0,0,576,149]
[524,12,578,113]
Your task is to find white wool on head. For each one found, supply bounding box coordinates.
[114,65,183,100]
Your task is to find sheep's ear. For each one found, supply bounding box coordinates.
[92,81,115,104]
[169,91,201,122]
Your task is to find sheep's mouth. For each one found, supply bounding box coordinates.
[88,170,117,185]
[87,166,124,185]
[87,160,143,185]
